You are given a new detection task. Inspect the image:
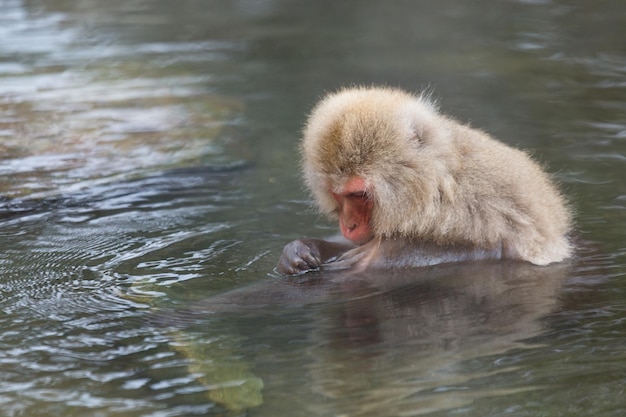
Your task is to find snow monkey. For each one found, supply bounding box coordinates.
[277,87,572,275]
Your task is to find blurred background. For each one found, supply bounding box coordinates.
[0,0,624,416]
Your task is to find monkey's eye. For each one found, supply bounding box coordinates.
[347,191,368,200]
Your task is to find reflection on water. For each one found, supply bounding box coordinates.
[161,261,568,415]
[0,0,625,416]
[0,0,245,199]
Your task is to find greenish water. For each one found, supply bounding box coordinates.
[0,0,624,416]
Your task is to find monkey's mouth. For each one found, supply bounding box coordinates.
[340,218,373,245]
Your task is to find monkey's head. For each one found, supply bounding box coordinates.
[301,87,459,244]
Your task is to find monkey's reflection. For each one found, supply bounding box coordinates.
[158,260,568,415]
[301,262,567,416]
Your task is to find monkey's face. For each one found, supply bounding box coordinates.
[331,176,374,245]
[302,87,442,241]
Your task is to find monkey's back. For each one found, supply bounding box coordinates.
[443,122,572,265]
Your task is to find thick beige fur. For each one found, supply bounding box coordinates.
[301,87,572,265]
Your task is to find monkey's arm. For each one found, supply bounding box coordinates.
[276,238,355,276]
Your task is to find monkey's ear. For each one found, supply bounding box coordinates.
[407,125,425,147]
[409,128,422,143]
[407,98,442,147]
[402,98,437,145]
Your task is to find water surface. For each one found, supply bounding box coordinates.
[0,0,625,416]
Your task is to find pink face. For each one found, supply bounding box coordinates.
[332,176,374,245]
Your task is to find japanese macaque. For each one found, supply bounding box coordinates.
[277,87,572,275]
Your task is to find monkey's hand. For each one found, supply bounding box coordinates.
[276,239,322,276]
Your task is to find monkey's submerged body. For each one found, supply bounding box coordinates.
[277,87,572,275]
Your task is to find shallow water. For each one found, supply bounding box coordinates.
[0,0,625,416]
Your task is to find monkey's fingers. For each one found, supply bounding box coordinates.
[292,241,320,267]
[276,254,314,275]
[298,251,321,268]
[276,240,323,275]
[280,257,315,276]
